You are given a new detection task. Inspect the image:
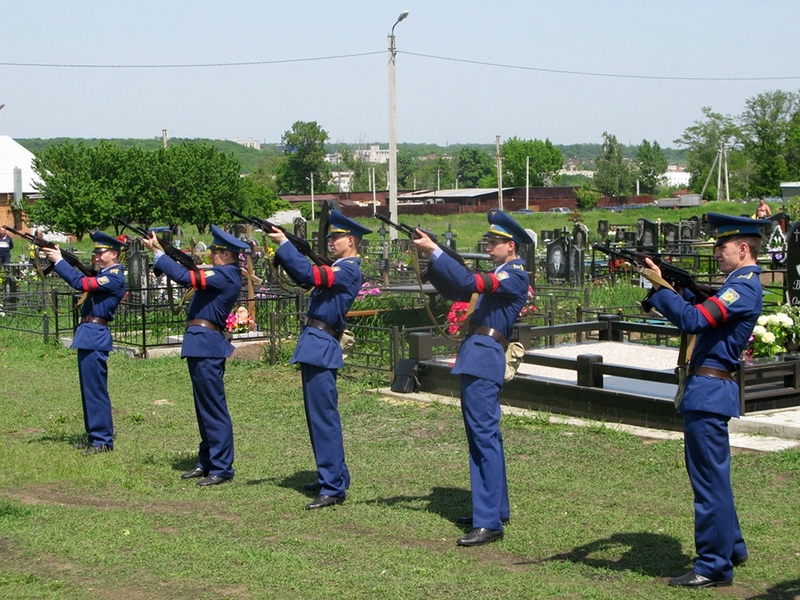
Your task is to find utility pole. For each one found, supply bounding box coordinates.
[525,155,530,210]
[310,172,315,221]
[162,129,168,149]
[496,135,503,211]
[700,141,730,201]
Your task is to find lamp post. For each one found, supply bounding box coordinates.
[388,10,409,240]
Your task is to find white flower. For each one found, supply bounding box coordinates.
[762,331,776,344]
[776,313,794,327]
[753,325,767,336]
[757,315,769,326]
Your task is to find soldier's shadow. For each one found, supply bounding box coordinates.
[362,486,473,524]
[539,532,691,578]
[746,577,800,600]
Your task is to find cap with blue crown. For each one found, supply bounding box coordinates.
[707,213,769,247]
[484,209,534,246]
[326,210,372,239]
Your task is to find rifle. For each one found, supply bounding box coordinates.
[593,243,717,303]
[375,213,467,268]
[6,226,96,277]
[229,209,333,267]
[113,218,198,273]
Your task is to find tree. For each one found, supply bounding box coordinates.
[30,141,246,236]
[29,141,120,239]
[165,142,243,232]
[397,150,416,189]
[455,147,494,188]
[501,137,563,187]
[593,132,636,200]
[674,107,741,199]
[274,121,332,194]
[635,139,669,194]
[738,90,799,196]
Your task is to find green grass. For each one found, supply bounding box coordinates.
[1,327,800,599]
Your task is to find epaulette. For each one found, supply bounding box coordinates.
[736,272,754,280]
[511,263,525,270]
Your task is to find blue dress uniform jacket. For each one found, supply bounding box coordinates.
[276,240,362,497]
[54,259,125,449]
[427,254,529,385]
[427,251,529,530]
[155,255,242,479]
[154,256,241,358]
[650,264,761,582]
[276,241,362,369]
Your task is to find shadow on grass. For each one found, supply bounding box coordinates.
[30,431,87,448]
[361,486,473,524]
[259,471,326,494]
[538,532,691,578]
[747,578,800,600]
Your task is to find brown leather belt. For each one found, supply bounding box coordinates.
[186,319,221,332]
[469,326,509,351]
[689,366,736,382]
[307,318,341,341]
[81,316,108,326]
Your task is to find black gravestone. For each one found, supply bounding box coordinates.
[546,238,568,283]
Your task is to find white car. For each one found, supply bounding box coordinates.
[548,207,571,213]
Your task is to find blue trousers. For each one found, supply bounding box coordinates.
[77,349,114,448]
[460,375,509,530]
[187,357,234,479]
[301,363,349,498]
[684,411,747,581]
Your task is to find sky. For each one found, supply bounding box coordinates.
[2,1,800,149]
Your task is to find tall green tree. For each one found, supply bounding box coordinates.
[397,150,416,189]
[166,143,243,232]
[455,147,494,188]
[738,90,799,196]
[593,132,636,200]
[674,107,741,199]
[30,141,245,236]
[501,137,563,187]
[29,141,120,239]
[635,139,669,194]
[274,121,332,194]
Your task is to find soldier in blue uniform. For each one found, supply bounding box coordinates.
[266,211,371,510]
[43,232,127,454]
[646,213,767,588]
[412,210,532,546]
[143,225,248,486]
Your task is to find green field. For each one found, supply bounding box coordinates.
[1,327,800,599]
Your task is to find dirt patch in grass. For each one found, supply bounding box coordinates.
[4,484,239,521]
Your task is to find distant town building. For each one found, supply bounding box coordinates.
[231,137,261,150]
[331,170,355,193]
[354,145,390,164]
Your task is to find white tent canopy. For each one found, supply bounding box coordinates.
[0,135,41,195]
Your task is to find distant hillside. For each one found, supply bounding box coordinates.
[17,138,687,174]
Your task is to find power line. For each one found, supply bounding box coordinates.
[2,48,799,82]
[400,51,800,82]
[0,51,384,69]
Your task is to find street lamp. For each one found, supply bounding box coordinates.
[388,10,409,240]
